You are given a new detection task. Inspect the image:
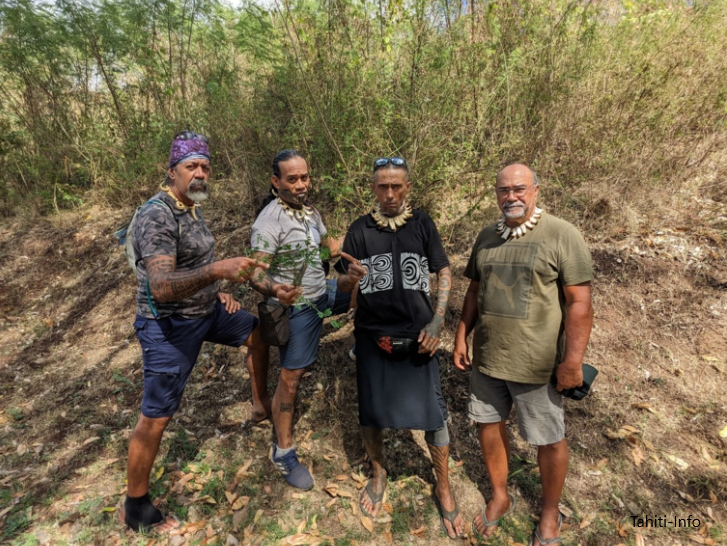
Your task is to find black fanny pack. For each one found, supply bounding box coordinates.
[376,336,418,356]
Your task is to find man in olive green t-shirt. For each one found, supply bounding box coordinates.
[453,164,593,546]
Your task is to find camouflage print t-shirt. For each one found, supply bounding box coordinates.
[133,191,218,318]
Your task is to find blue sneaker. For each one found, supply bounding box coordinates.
[271,445,314,490]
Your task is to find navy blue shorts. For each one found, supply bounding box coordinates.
[134,301,258,418]
[279,280,350,370]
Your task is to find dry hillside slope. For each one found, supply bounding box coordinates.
[0,193,725,546]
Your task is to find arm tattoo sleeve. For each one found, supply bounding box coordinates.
[146,255,217,303]
[434,267,452,320]
[248,268,280,297]
[422,267,452,337]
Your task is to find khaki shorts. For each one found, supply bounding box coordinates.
[467,370,564,446]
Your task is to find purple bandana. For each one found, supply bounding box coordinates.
[168,137,211,169]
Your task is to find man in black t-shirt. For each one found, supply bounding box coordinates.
[338,158,464,539]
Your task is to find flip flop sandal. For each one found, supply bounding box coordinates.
[359,478,386,519]
[471,492,517,542]
[433,493,463,539]
[528,513,563,546]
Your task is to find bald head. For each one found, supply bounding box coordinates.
[496,163,538,187]
[495,163,540,226]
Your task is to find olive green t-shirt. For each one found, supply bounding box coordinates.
[464,212,593,384]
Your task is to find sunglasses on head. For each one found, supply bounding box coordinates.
[174,130,209,144]
[373,157,407,172]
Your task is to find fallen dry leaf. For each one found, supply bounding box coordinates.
[632,402,656,414]
[665,454,689,470]
[709,491,718,504]
[336,474,349,481]
[361,515,374,532]
[231,496,249,510]
[296,519,307,533]
[579,514,594,529]
[632,446,645,467]
[324,484,339,497]
[325,498,337,508]
[410,525,426,538]
[635,533,645,546]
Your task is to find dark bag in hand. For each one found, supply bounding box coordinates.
[376,336,418,356]
[559,363,599,400]
[257,300,290,346]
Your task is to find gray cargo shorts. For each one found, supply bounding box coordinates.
[467,370,565,446]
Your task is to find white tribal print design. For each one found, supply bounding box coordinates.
[359,252,430,294]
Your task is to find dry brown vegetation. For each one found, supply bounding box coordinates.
[2,0,727,544]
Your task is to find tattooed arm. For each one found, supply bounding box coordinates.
[145,255,269,303]
[418,266,452,356]
[247,251,300,305]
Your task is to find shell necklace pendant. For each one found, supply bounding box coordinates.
[160,183,199,220]
[371,202,413,231]
[496,207,543,240]
[278,197,314,221]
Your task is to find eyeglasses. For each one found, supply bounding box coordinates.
[174,130,209,143]
[495,185,533,198]
[373,157,407,172]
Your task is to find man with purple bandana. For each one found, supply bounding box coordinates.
[122,131,268,533]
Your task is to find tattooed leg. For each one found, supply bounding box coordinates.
[428,442,465,538]
[272,367,306,449]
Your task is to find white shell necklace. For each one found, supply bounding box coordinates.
[371,202,413,231]
[278,197,314,221]
[496,207,544,240]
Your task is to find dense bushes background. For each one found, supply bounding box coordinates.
[1,0,725,235]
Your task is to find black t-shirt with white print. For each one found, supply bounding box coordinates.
[342,209,449,338]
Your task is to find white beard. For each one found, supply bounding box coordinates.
[187,190,209,203]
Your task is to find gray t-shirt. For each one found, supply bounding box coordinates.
[251,199,328,300]
[133,191,218,318]
[464,212,593,383]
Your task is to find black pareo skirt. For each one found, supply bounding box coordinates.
[354,331,449,431]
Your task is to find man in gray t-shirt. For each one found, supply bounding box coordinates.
[248,150,350,491]
[123,132,268,533]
